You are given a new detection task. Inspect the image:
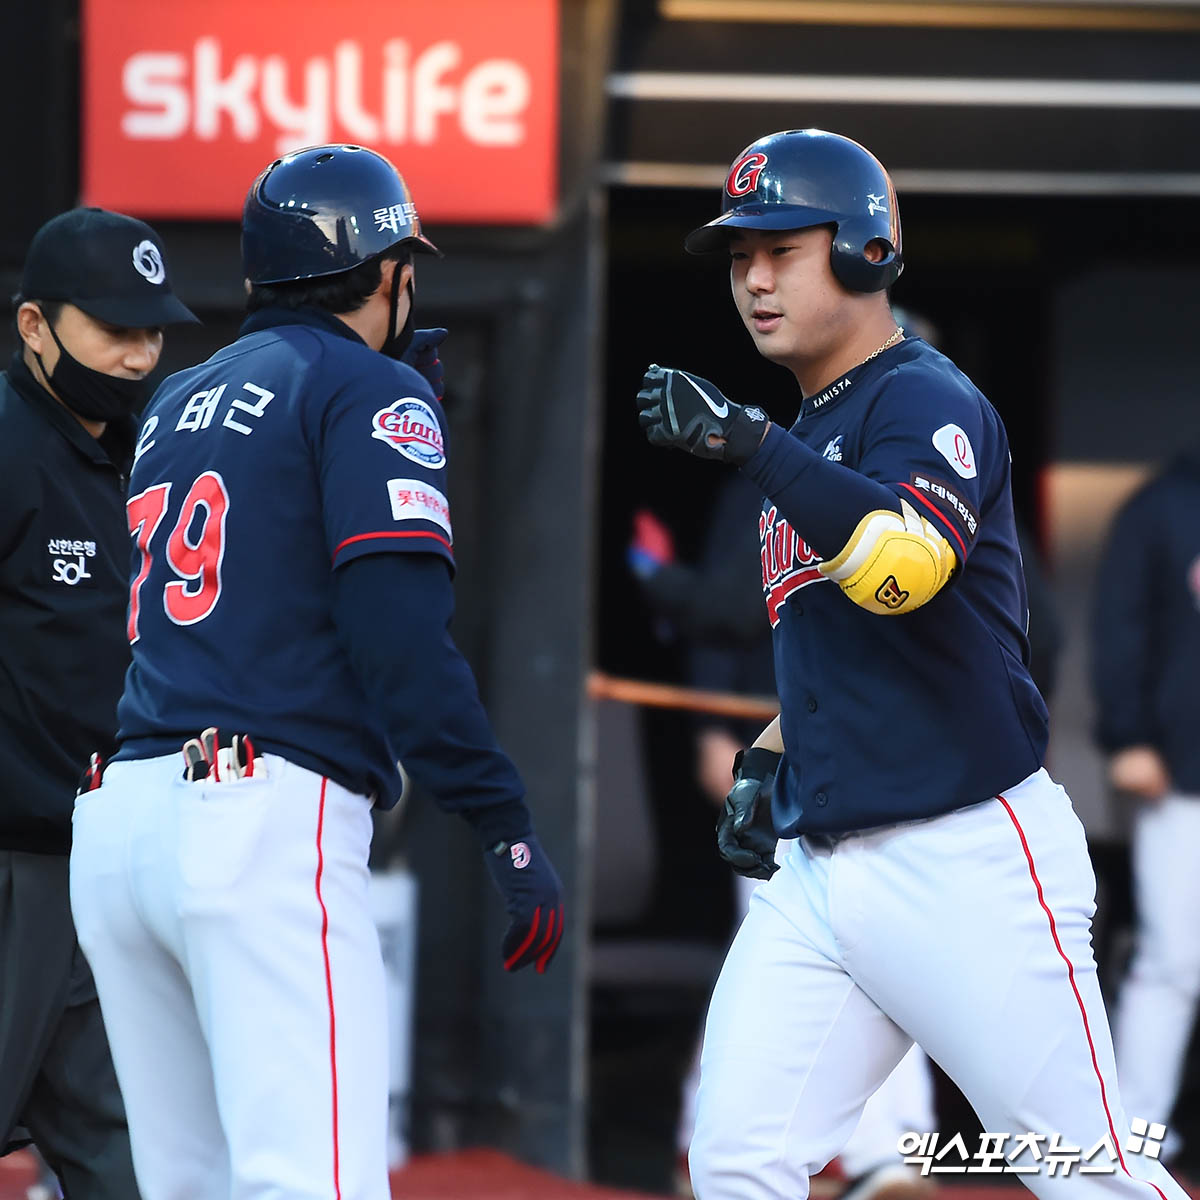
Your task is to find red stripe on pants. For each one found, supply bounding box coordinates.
[315,777,342,1200]
[999,795,1167,1200]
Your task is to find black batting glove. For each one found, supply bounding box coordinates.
[637,364,768,465]
[402,328,448,401]
[482,833,565,974]
[716,747,782,880]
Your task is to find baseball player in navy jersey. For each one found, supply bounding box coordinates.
[68,144,564,1200]
[635,128,1188,1200]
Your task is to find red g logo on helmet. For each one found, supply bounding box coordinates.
[726,152,768,198]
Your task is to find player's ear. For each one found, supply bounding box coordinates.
[376,257,413,302]
[16,301,47,354]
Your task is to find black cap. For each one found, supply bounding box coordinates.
[19,207,198,326]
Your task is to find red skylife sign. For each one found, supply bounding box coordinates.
[82,0,559,224]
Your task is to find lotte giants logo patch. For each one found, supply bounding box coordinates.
[371,397,446,468]
[726,151,768,197]
[932,423,977,479]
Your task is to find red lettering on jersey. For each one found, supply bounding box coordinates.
[773,519,788,580]
[372,398,447,467]
[377,412,444,453]
[165,471,230,626]
[760,503,826,626]
[126,471,230,640]
[766,568,824,625]
[953,432,973,473]
[127,482,172,643]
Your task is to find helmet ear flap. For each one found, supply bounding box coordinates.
[830,218,903,293]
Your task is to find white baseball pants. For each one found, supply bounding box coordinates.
[837,1042,937,1180]
[1114,792,1200,1153]
[70,753,389,1200]
[689,768,1189,1200]
[679,846,937,1177]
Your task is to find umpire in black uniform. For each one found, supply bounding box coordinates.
[1,208,196,1196]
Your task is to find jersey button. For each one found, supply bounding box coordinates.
[806,697,818,713]
[815,791,828,806]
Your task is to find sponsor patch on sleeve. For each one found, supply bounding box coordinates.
[387,478,453,541]
[371,397,446,468]
[932,422,977,479]
[907,473,979,540]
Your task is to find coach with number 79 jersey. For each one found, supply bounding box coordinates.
[68,145,564,1200]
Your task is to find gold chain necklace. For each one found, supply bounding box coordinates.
[862,326,904,365]
[802,326,907,414]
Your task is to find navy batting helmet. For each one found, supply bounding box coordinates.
[685,129,903,293]
[242,144,441,286]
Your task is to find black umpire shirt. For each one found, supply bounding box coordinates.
[0,353,135,854]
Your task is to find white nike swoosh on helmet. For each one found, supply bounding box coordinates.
[678,371,728,418]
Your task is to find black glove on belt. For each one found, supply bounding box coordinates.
[716,746,782,880]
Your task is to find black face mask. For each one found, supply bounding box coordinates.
[380,269,416,361]
[34,319,151,422]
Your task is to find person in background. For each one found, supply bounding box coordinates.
[0,206,198,1197]
[1093,438,1200,1163]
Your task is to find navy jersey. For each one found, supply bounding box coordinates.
[115,307,454,804]
[742,337,1048,835]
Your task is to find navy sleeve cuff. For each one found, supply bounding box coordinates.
[459,796,535,849]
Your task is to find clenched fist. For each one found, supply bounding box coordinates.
[636,365,768,465]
